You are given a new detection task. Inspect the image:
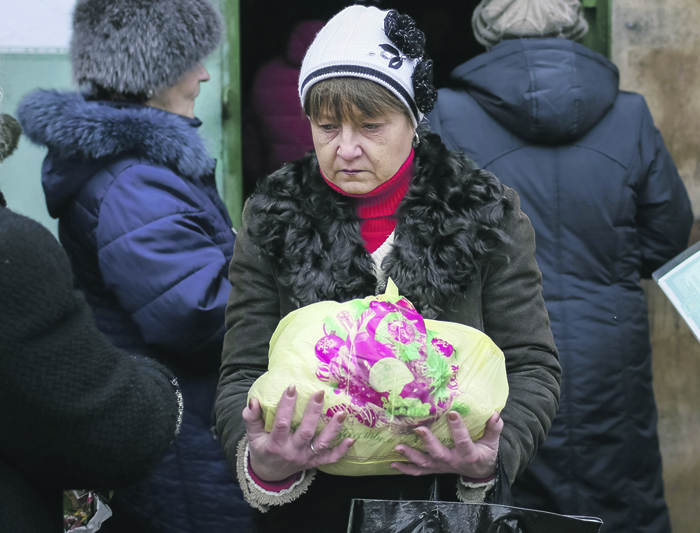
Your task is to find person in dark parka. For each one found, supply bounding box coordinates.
[426,1,694,532]
[17,1,250,531]
[0,114,181,532]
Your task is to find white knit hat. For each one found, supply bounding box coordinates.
[298,5,436,127]
[472,0,589,49]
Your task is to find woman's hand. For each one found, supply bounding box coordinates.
[391,411,503,480]
[243,385,355,481]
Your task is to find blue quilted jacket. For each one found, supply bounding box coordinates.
[427,39,693,533]
[18,91,251,532]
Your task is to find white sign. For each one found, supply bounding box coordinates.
[654,240,700,345]
[0,0,76,52]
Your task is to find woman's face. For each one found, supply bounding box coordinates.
[146,63,210,118]
[310,107,414,195]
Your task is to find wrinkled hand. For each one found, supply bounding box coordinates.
[392,411,503,480]
[244,385,355,482]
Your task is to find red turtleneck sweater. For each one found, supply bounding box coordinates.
[322,150,414,253]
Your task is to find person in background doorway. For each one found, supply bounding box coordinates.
[17,0,250,531]
[426,1,693,532]
[0,113,181,532]
[242,19,325,196]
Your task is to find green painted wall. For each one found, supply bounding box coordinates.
[0,54,71,235]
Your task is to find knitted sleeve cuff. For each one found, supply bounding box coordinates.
[128,354,183,437]
[456,475,496,504]
[235,437,316,512]
[248,462,302,491]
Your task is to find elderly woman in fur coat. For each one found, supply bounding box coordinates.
[215,6,561,533]
[17,1,249,532]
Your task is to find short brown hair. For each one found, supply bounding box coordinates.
[304,77,413,126]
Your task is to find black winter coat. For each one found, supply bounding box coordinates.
[215,131,561,532]
[18,90,249,533]
[427,38,694,533]
[0,202,179,531]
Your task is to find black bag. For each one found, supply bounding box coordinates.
[347,499,603,533]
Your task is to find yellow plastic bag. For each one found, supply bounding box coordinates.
[248,279,508,476]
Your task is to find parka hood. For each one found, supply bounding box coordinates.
[18,90,215,215]
[450,38,619,144]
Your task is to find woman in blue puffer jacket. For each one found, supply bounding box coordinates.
[18,1,250,531]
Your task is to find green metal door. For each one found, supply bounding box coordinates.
[580,0,611,57]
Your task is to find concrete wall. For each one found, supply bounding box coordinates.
[611,2,700,531]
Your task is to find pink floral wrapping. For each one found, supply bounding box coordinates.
[249,279,508,476]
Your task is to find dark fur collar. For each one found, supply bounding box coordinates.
[17,90,214,178]
[247,129,512,317]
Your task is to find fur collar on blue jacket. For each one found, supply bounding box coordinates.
[246,129,512,318]
[18,90,214,179]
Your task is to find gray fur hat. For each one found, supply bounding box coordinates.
[71,0,222,96]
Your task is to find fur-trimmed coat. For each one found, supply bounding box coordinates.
[215,130,561,532]
[18,90,250,533]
